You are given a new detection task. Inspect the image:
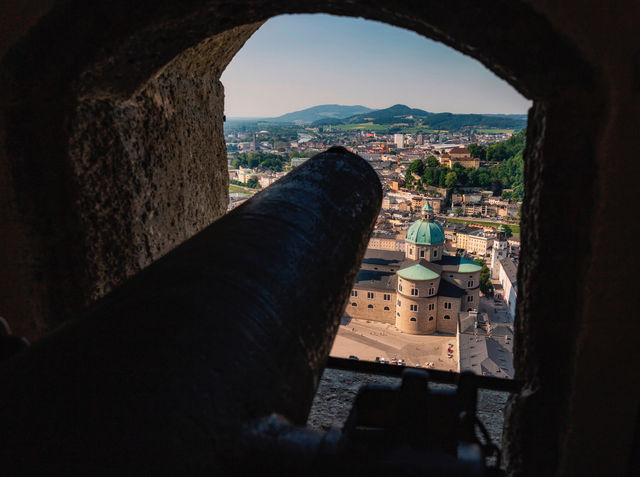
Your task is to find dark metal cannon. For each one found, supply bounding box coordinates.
[0,147,382,474]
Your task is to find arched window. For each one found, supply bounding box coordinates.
[410,317,417,322]
[444,315,451,320]
[351,302,357,307]
[384,306,390,311]
[429,316,434,321]
[367,304,373,309]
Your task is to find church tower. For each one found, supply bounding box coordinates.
[404,201,444,262]
[490,225,508,278]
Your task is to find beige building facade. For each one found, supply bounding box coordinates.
[455,228,494,256]
[367,236,405,252]
[347,202,482,335]
[439,147,481,169]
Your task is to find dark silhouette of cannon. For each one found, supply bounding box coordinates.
[0,147,512,475]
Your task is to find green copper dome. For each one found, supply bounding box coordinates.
[397,263,440,281]
[457,257,482,273]
[405,219,445,245]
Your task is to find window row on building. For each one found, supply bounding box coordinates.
[408,315,450,322]
[351,290,392,300]
[397,284,438,297]
[350,302,391,311]
[397,300,449,311]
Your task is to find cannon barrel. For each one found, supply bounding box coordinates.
[0,147,382,474]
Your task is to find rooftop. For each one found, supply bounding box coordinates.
[499,257,518,284]
[353,270,397,290]
[439,255,483,273]
[405,219,445,245]
[397,262,440,281]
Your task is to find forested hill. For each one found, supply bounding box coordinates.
[270,104,372,123]
[312,104,526,131]
[405,129,526,201]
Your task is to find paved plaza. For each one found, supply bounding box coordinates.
[330,317,459,371]
[331,295,514,378]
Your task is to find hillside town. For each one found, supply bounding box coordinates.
[225,125,521,377]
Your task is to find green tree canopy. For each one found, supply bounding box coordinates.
[231,152,286,172]
[426,156,439,168]
[445,171,458,188]
[503,225,513,238]
[246,176,260,189]
[467,143,486,161]
[405,128,526,201]
[473,258,494,296]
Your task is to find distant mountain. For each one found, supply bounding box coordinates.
[312,104,527,131]
[339,104,429,125]
[270,104,373,124]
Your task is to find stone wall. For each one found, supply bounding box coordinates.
[0,23,261,340]
[1,1,639,475]
[347,288,396,324]
[69,63,228,301]
[436,296,460,334]
[396,294,437,334]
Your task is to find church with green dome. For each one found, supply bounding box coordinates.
[347,201,482,335]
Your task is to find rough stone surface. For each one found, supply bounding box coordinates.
[69,62,228,300]
[309,368,508,450]
[0,23,261,339]
[1,1,639,476]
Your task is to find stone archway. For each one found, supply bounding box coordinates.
[1,1,616,475]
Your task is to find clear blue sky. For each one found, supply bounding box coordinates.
[221,14,531,118]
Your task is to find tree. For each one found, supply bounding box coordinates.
[426,155,439,168]
[454,206,463,215]
[404,170,415,184]
[492,179,503,196]
[473,258,494,296]
[408,159,426,177]
[467,143,486,161]
[503,225,513,238]
[246,176,260,189]
[445,171,458,188]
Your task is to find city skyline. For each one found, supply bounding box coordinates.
[221,14,531,118]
